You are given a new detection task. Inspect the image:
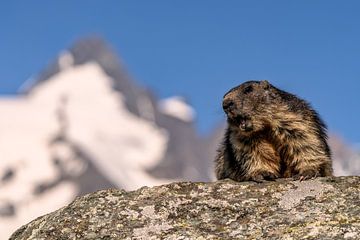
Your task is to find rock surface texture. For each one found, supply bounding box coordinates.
[10,177,360,239]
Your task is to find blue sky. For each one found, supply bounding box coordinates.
[1,1,359,144]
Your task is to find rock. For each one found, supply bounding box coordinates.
[10,177,360,239]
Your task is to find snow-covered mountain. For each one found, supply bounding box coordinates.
[0,38,211,238]
[0,37,359,238]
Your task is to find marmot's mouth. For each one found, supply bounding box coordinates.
[229,115,252,131]
[239,119,247,130]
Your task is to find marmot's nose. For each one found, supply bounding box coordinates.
[223,99,235,113]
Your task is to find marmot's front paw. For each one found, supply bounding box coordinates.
[293,169,319,181]
[250,171,278,183]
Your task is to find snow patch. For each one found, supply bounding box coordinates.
[158,96,195,122]
[31,62,170,190]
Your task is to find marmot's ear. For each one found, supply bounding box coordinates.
[260,80,270,90]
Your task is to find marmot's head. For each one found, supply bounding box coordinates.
[222,80,278,135]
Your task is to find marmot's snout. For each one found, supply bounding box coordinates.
[222,98,235,113]
[222,99,237,119]
[223,98,252,131]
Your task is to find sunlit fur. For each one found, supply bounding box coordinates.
[215,80,332,182]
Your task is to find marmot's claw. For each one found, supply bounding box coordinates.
[251,172,278,183]
[251,176,265,183]
[293,169,319,181]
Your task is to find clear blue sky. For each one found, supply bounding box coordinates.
[1,1,360,144]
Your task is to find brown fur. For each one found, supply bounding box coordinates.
[215,80,333,182]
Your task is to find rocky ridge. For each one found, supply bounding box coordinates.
[10,176,360,239]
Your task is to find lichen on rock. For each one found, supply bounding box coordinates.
[10,177,360,239]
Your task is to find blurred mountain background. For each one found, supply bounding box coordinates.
[2,1,360,238]
[0,38,359,238]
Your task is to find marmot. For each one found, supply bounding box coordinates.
[215,80,332,182]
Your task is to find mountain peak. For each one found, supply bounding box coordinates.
[23,36,131,94]
[68,36,122,68]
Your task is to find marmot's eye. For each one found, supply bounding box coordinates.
[243,86,253,94]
